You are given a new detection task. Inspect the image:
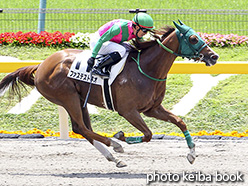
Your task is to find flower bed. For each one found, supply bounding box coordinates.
[0,31,73,47]
[198,32,248,47]
[0,31,91,48]
[0,31,247,48]
[0,129,247,139]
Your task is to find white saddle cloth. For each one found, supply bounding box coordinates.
[67,50,127,85]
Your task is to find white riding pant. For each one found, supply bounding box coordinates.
[90,32,126,58]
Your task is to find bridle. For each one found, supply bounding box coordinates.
[132,20,209,82]
[156,28,207,60]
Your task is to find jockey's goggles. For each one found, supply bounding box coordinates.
[132,20,149,33]
[140,27,148,33]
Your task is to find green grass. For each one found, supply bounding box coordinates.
[184,75,248,133]
[0,0,248,133]
[0,97,60,131]
[1,1,247,34]
[0,46,60,60]
[0,45,247,61]
[2,0,247,9]
[0,46,247,133]
[211,47,248,61]
[1,73,247,133]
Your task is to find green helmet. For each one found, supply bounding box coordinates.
[132,13,155,30]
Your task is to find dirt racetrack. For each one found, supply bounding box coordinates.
[0,138,247,186]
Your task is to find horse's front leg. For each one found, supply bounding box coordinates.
[70,110,125,167]
[59,93,125,168]
[115,110,153,144]
[143,105,196,164]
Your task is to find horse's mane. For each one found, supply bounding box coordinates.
[131,25,175,51]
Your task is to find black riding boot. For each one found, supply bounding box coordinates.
[92,52,122,78]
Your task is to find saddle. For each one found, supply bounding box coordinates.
[67,50,129,110]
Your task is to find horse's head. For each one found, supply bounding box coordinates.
[173,19,219,66]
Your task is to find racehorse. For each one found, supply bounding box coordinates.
[0,20,218,167]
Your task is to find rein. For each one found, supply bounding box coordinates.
[132,25,208,82]
[132,52,167,82]
[156,39,180,56]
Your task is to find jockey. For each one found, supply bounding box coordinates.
[86,12,155,78]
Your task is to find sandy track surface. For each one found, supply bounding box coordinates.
[0,138,247,186]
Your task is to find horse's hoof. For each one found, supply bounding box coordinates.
[113,146,124,153]
[187,153,196,164]
[116,160,127,168]
[113,131,125,140]
[187,145,196,164]
[110,139,124,153]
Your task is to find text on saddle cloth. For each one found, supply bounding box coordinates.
[67,50,128,86]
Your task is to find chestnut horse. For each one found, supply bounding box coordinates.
[0,20,218,167]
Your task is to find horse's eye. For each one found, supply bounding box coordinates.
[189,35,199,45]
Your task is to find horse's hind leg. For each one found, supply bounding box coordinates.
[115,110,153,144]
[143,105,196,164]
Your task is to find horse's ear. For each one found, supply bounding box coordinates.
[173,20,181,30]
[178,19,184,25]
[173,20,190,34]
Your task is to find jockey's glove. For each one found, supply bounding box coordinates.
[86,57,95,72]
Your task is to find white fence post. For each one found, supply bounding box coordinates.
[58,106,69,139]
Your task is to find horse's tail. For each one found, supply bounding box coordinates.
[0,65,39,101]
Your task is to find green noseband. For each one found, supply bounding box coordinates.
[157,19,207,59]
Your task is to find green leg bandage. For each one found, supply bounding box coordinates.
[125,136,143,144]
[183,130,195,148]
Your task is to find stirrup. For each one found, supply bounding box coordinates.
[92,68,110,78]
